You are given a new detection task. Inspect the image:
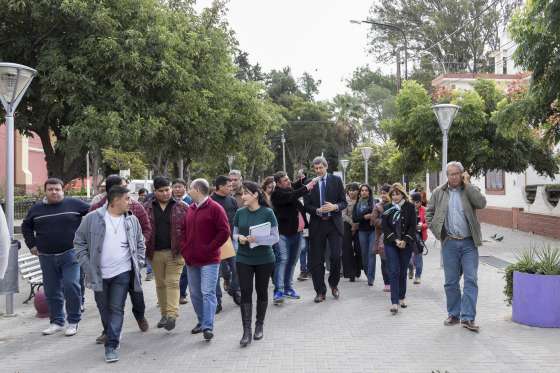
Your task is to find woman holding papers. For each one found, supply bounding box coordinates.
[233,181,279,347]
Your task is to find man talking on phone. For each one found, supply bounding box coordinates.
[426,161,486,332]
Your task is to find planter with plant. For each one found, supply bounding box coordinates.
[504,247,560,328]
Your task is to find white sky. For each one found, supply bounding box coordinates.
[194,0,392,101]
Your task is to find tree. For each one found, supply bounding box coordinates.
[383,80,558,177]
[509,0,560,145]
[368,0,519,74]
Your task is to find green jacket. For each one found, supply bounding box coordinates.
[425,183,487,247]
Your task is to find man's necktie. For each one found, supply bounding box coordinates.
[320,177,326,215]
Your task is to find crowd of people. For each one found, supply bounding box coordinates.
[20,157,486,363]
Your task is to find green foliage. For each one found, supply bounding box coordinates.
[101,148,147,179]
[509,0,560,144]
[383,80,559,177]
[504,247,560,305]
[345,141,408,186]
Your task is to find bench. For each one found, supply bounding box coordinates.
[18,254,43,304]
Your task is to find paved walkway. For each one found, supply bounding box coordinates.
[1,223,559,372]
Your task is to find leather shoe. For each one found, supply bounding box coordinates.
[331,287,340,299]
[444,316,460,326]
[137,318,149,332]
[313,293,326,303]
[461,320,480,332]
[191,324,203,334]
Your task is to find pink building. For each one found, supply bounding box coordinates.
[0,124,49,194]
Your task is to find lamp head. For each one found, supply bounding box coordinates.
[0,63,37,114]
[340,159,349,169]
[432,104,460,132]
[360,147,372,161]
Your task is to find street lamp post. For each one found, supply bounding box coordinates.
[281,129,286,172]
[432,104,461,184]
[360,147,372,185]
[0,63,37,316]
[339,159,349,184]
[432,104,460,268]
[350,19,408,81]
[227,155,235,171]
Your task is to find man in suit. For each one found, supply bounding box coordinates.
[303,156,348,303]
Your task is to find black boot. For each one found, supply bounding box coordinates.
[240,303,252,347]
[254,300,267,340]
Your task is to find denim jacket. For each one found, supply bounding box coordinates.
[74,206,145,292]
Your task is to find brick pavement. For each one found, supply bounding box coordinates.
[1,223,559,373]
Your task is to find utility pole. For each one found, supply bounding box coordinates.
[281,129,286,172]
[396,49,402,92]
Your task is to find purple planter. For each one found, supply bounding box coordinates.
[512,271,560,328]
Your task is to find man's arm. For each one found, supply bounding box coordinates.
[464,183,487,209]
[425,191,436,228]
[133,202,152,244]
[303,191,320,216]
[77,199,91,216]
[209,206,231,251]
[21,207,37,253]
[335,177,348,212]
[133,217,146,268]
[271,186,309,207]
[73,216,91,267]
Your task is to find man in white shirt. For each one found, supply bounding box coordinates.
[75,186,145,363]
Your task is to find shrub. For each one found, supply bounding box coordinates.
[504,246,560,305]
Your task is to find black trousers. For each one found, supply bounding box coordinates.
[309,219,342,295]
[342,222,361,279]
[236,262,274,304]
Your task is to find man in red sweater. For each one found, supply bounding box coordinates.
[181,178,230,341]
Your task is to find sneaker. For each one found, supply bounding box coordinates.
[105,347,119,363]
[96,332,107,344]
[203,329,214,341]
[408,268,413,280]
[157,316,168,328]
[284,289,300,299]
[215,303,222,314]
[273,291,284,304]
[191,324,203,334]
[179,296,189,305]
[413,277,421,284]
[383,284,390,292]
[42,323,64,336]
[164,317,176,331]
[65,323,79,337]
[145,272,154,281]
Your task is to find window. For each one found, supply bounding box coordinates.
[486,169,505,193]
[502,57,508,75]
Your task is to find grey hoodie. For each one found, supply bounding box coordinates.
[74,206,145,292]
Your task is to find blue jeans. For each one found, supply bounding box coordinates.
[187,263,220,331]
[38,249,82,325]
[385,243,413,305]
[94,271,130,349]
[442,238,478,321]
[299,236,309,273]
[146,259,153,274]
[274,234,301,293]
[180,265,189,297]
[216,256,240,304]
[411,252,423,278]
[358,230,376,284]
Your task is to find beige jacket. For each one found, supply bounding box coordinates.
[425,183,487,247]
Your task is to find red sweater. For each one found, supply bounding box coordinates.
[181,198,230,266]
[418,206,428,242]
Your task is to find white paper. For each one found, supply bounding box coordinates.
[249,222,271,248]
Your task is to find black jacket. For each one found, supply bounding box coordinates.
[381,201,416,246]
[271,180,309,236]
[303,173,347,236]
[352,198,377,232]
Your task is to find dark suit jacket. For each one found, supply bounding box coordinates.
[303,173,347,236]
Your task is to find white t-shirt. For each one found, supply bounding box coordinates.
[100,213,132,279]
